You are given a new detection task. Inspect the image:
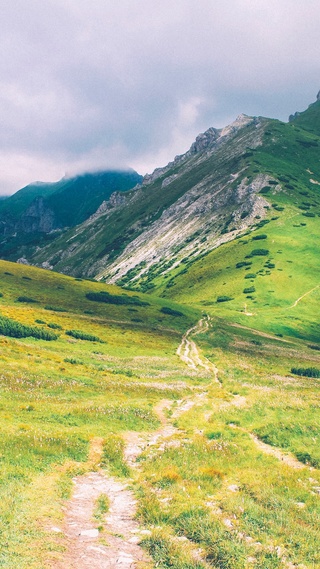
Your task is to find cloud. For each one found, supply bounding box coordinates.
[0,0,319,193]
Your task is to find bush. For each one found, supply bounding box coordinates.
[86,291,149,306]
[66,329,104,342]
[0,316,58,341]
[45,305,67,312]
[243,287,255,294]
[302,212,316,217]
[160,306,183,316]
[216,296,234,303]
[248,249,269,257]
[252,234,267,240]
[16,296,38,303]
[244,273,256,279]
[308,344,320,351]
[235,261,252,268]
[291,367,320,378]
[48,323,62,330]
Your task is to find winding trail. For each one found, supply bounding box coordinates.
[52,317,312,568]
[289,284,319,308]
[176,316,221,385]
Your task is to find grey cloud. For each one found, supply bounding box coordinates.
[0,0,320,194]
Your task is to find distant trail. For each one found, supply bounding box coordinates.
[289,285,319,308]
[176,316,221,386]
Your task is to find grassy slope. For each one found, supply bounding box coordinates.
[0,106,319,568]
[0,171,142,224]
[0,260,199,567]
[158,117,320,342]
[0,260,319,568]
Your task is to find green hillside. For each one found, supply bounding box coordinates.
[0,261,319,568]
[0,170,142,223]
[0,97,319,568]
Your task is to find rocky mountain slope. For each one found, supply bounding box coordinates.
[26,95,320,308]
[30,114,272,276]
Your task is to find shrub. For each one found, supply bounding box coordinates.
[16,296,38,303]
[216,296,233,303]
[248,249,269,257]
[243,287,256,294]
[48,323,62,330]
[259,186,271,194]
[308,344,320,351]
[66,329,104,342]
[35,319,45,324]
[45,305,67,312]
[160,306,183,317]
[64,358,83,365]
[265,262,275,269]
[235,261,252,268]
[252,234,267,240]
[291,367,320,378]
[0,316,58,341]
[86,291,149,306]
[244,273,256,279]
[302,212,315,217]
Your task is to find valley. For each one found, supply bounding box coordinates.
[0,95,319,569]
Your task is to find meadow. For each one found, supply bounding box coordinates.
[0,259,319,568]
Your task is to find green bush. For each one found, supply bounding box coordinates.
[16,296,38,303]
[244,273,256,279]
[248,249,269,257]
[216,296,234,303]
[45,305,67,312]
[0,316,58,341]
[252,234,267,240]
[291,367,320,378]
[48,323,62,330]
[243,287,256,294]
[160,306,183,316]
[235,261,252,268]
[86,291,149,306]
[66,329,104,342]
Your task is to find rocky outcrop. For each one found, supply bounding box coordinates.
[20,197,57,233]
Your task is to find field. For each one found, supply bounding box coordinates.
[0,259,319,568]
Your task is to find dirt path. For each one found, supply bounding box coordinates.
[249,433,307,469]
[52,440,151,569]
[289,284,319,308]
[176,317,221,385]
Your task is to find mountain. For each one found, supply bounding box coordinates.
[0,169,142,260]
[0,98,319,568]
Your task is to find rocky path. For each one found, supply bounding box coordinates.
[176,316,221,385]
[52,440,151,569]
[51,318,312,568]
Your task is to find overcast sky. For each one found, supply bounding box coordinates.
[0,0,319,195]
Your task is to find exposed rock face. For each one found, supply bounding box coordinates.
[20,197,56,233]
[29,112,272,282]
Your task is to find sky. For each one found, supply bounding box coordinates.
[0,0,320,195]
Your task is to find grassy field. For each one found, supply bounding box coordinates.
[0,259,319,568]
